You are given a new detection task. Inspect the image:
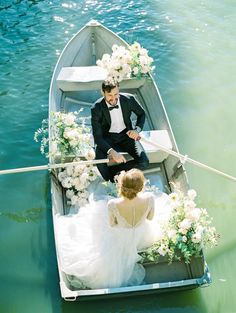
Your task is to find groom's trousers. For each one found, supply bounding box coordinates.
[95,129,149,182]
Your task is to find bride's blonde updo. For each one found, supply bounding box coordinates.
[117,169,145,200]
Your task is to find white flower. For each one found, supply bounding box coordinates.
[182,235,187,242]
[58,171,67,181]
[186,208,201,222]
[179,218,192,231]
[66,165,74,176]
[187,189,197,200]
[84,148,95,160]
[192,232,202,243]
[132,67,139,75]
[64,128,79,140]
[64,113,76,126]
[66,189,74,199]
[71,195,79,205]
[61,177,73,188]
[74,163,87,175]
[158,244,168,256]
[184,199,196,210]
[80,172,89,185]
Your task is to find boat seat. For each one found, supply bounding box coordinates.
[57,66,147,91]
[55,130,172,164]
[131,130,172,163]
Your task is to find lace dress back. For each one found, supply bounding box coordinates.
[108,195,153,228]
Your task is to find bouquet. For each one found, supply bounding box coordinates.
[96,41,155,84]
[140,188,219,264]
[34,110,99,206]
[58,158,99,207]
[34,110,93,160]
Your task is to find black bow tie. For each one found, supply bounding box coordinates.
[108,105,119,111]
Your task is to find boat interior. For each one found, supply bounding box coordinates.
[49,23,209,299]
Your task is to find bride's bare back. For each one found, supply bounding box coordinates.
[108,193,154,227]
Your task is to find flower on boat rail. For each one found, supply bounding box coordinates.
[140,188,219,264]
[34,110,94,160]
[58,158,99,207]
[34,110,99,206]
[96,42,155,84]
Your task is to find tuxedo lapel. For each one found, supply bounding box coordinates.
[101,99,111,125]
[119,96,128,125]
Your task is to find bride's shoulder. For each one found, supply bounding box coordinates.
[141,192,155,200]
[108,197,121,209]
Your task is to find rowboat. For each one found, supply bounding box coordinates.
[49,20,211,301]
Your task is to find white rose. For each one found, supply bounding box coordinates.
[71,195,79,205]
[187,189,197,200]
[58,171,67,181]
[85,149,95,160]
[192,232,202,243]
[66,189,74,199]
[64,129,79,140]
[80,172,89,185]
[66,165,74,176]
[179,218,192,230]
[64,113,76,126]
[184,199,196,210]
[186,208,201,222]
[132,67,139,75]
[61,177,73,188]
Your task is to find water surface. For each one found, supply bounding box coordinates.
[0,1,236,312]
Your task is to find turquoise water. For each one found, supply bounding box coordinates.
[0,1,236,312]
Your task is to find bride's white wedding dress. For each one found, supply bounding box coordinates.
[55,189,171,290]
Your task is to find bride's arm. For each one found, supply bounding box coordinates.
[147,195,155,220]
[108,201,118,227]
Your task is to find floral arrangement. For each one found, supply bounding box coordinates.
[140,188,219,264]
[58,158,99,207]
[96,42,155,84]
[34,110,94,160]
[34,110,99,206]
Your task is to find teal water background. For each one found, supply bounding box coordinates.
[0,1,236,312]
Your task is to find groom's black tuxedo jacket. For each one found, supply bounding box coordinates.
[91,93,146,154]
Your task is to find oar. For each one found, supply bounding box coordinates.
[0,158,109,176]
[140,136,236,183]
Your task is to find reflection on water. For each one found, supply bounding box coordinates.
[0,0,236,312]
[0,207,43,222]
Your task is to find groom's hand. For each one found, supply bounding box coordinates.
[126,130,141,141]
[109,149,126,164]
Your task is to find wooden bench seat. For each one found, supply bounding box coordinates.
[57,66,147,91]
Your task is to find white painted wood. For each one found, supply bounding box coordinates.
[57,66,147,91]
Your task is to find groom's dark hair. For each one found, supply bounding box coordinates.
[102,81,119,93]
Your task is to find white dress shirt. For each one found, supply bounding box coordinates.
[106,98,126,133]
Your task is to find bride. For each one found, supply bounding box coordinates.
[56,169,171,289]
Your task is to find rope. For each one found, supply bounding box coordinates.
[140,137,236,183]
[0,158,109,176]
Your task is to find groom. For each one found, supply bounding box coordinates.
[91,81,149,181]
